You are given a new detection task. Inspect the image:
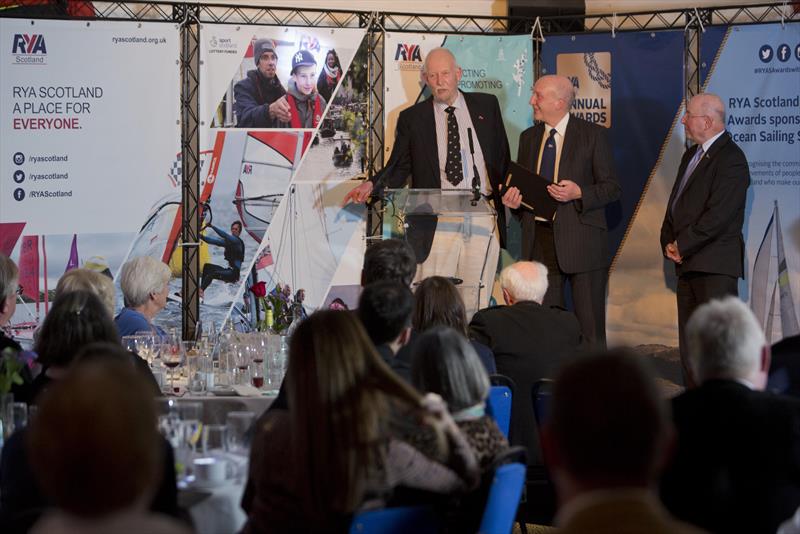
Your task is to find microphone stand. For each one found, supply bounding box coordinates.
[467,128,481,206]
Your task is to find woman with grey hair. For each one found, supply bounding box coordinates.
[409,326,508,472]
[0,254,22,353]
[115,256,170,338]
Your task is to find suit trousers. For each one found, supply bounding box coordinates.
[532,221,607,348]
[677,272,738,387]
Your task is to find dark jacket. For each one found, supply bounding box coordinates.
[233,69,287,128]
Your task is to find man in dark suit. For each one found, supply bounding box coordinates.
[660,296,800,533]
[543,349,702,534]
[469,261,581,465]
[660,93,749,387]
[502,75,620,348]
[343,47,511,247]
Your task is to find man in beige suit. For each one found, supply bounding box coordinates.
[541,350,705,533]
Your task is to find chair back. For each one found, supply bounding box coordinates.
[478,462,527,534]
[486,385,512,438]
[531,378,554,428]
[349,506,439,534]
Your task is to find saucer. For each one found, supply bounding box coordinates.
[210,386,235,396]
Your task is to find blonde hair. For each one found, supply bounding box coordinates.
[56,268,115,317]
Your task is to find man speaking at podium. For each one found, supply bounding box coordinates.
[343,47,511,249]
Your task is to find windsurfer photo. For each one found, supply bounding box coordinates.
[199,220,245,298]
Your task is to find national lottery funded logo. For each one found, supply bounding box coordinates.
[11,33,47,65]
[556,52,611,128]
[394,43,423,71]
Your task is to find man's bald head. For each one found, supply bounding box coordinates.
[683,93,726,143]
[531,75,575,125]
[499,261,549,305]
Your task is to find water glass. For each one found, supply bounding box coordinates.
[7,402,27,433]
[226,411,255,456]
[202,424,227,456]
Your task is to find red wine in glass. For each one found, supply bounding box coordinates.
[252,376,264,388]
[164,360,181,369]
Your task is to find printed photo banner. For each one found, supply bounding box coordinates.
[0,19,180,324]
[195,25,366,330]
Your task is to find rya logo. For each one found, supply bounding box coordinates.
[394,43,422,62]
[12,34,47,55]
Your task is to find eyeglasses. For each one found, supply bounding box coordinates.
[15,285,23,296]
[684,110,709,120]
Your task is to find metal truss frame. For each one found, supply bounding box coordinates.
[2,1,797,337]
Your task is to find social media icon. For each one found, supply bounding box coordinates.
[13,188,25,202]
[13,152,25,165]
[795,43,800,61]
[13,170,25,183]
[759,45,773,63]
[777,44,790,62]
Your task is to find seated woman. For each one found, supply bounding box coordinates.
[409,326,508,472]
[115,256,170,338]
[243,310,479,533]
[412,276,496,373]
[55,268,116,318]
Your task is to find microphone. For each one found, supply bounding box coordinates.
[467,128,481,205]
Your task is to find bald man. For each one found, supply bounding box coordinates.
[344,47,511,247]
[660,94,750,387]
[503,75,620,348]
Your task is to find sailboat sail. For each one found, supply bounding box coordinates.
[765,280,778,345]
[750,209,775,329]
[64,234,79,273]
[18,235,39,313]
[775,203,800,338]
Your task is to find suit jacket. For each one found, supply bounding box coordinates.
[374,92,511,246]
[557,492,706,534]
[660,131,749,278]
[661,380,800,533]
[468,301,581,464]
[517,115,620,273]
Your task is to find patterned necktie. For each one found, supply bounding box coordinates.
[671,146,705,213]
[444,106,464,186]
[539,128,558,181]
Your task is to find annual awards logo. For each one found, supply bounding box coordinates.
[556,52,611,127]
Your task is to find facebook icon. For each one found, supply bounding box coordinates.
[777,44,790,63]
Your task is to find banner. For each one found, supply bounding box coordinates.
[0,19,180,325]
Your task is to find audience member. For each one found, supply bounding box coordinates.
[660,296,800,533]
[409,326,508,471]
[0,253,24,353]
[55,268,115,317]
[768,333,800,397]
[26,358,189,534]
[411,275,495,373]
[361,238,417,287]
[242,311,478,532]
[0,342,182,533]
[469,261,581,464]
[116,256,171,338]
[543,349,702,533]
[358,280,414,383]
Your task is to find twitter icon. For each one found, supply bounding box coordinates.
[759,45,773,63]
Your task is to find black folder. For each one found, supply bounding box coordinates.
[502,161,558,220]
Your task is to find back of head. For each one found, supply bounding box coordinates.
[687,296,765,385]
[28,358,160,518]
[34,290,119,368]
[412,276,467,335]
[287,310,421,513]
[119,256,171,308]
[358,280,413,346]
[411,326,489,412]
[0,253,19,301]
[361,239,416,287]
[56,268,116,317]
[548,349,669,487]
[499,261,548,304]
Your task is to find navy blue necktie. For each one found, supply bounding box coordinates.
[444,106,464,186]
[539,128,557,181]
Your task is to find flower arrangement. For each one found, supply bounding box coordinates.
[250,281,304,333]
[0,346,36,395]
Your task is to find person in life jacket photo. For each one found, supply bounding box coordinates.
[282,49,326,129]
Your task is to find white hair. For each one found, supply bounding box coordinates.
[0,254,19,301]
[119,256,171,308]
[421,47,458,75]
[687,296,765,383]
[499,261,548,304]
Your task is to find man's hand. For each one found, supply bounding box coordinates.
[547,179,582,202]
[665,240,683,264]
[501,186,522,209]
[268,96,291,123]
[342,181,374,205]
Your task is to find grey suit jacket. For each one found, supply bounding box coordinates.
[517,115,620,273]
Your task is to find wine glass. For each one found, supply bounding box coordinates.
[232,342,251,386]
[161,341,185,394]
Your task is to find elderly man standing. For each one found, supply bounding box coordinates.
[503,75,620,349]
[343,47,511,247]
[233,39,292,128]
[661,93,749,387]
[469,261,581,465]
[660,297,800,533]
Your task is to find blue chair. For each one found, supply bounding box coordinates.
[531,378,554,429]
[486,385,512,438]
[349,506,440,534]
[478,462,527,534]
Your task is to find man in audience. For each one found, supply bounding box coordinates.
[542,350,702,533]
[660,296,800,533]
[357,280,414,383]
[361,238,417,288]
[469,261,581,464]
